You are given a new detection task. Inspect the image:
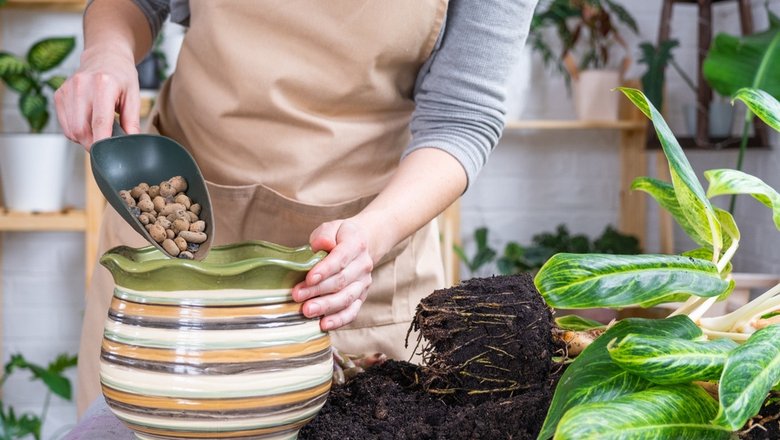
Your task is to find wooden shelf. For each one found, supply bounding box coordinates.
[3,0,84,12]
[505,119,646,131]
[0,208,86,231]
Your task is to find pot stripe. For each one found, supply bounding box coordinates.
[110,297,302,319]
[103,319,324,349]
[101,347,333,375]
[114,286,294,306]
[101,336,331,364]
[102,381,332,411]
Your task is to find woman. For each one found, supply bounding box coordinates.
[56,0,536,415]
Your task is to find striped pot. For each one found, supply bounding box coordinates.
[99,241,332,440]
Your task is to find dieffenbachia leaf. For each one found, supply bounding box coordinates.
[714,208,740,244]
[535,253,732,309]
[682,248,733,277]
[538,316,701,440]
[555,315,606,331]
[631,177,711,247]
[715,324,780,430]
[705,169,780,231]
[0,52,27,76]
[619,87,722,251]
[608,335,737,385]
[554,385,730,440]
[732,88,780,132]
[27,37,75,72]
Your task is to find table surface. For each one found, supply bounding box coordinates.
[64,398,135,440]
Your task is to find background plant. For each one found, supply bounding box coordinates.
[533,87,780,439]
[703,7,780,212]
[0,353,77,440]
[455,224,640,277]
[530,0,638,85]
[0,37,75,133]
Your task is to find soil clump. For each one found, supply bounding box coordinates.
[300,274,561,440]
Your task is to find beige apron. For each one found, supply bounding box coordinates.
[77,0,449,415]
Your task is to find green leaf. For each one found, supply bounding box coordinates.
[619,87,722,251]
[682,248,733,276]
[0,53,26,77]
[705,168,780,230]
[555,315,606,331]
[631,177,710,247]
[2,73,34,94]
[27,37,75,72]
[538,315,701,439]
[732,88,780,132]
[554,385,730,440]
[534,253,731,309]
[608,335,737,385]
[638,39,679,110]
[26,364,71,400]
[715,324,780,430]
[47,353,77,375]
[44,75,66,91]
[19,92,48,133]
[703,16,780,100]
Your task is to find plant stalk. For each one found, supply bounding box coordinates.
[728,116,752,213]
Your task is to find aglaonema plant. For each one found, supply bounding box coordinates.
[534,87,780,439]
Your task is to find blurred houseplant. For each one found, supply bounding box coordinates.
[530,0,637,120]
[0,36,76,212]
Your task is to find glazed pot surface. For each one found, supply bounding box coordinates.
[99,241,331,440]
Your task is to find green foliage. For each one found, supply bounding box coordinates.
[555,314,606,331]
[454,224,640,277]
[452,227,497,276]
[530,0,637,85]
[536,88,780,438]
[0,37,75,133]
[0,353,77,440]
[637,39,679,111]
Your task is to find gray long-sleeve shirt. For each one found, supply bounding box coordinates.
[125,0,536,189]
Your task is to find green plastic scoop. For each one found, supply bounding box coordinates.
[90,122,214,260]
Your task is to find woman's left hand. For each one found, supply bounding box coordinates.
[292,219,375,331]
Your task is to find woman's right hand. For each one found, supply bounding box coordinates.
[54,46,141,150]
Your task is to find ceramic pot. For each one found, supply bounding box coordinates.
[0,134,74,212]
[99,241,331,440]
[573,69,621,121]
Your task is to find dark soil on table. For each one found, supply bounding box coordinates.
[299,274,561,440]
[741,394,780,440]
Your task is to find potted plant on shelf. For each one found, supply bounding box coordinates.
[0,36,76,212]
[530,0,637,121]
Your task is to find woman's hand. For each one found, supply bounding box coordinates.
[54,46,141,149]
[292,219,375,332]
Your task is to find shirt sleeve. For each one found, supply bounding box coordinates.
[404,0,538,190]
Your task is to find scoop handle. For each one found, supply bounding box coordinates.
[112,120,127,137]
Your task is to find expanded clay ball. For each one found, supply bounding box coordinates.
[119,176,208,258]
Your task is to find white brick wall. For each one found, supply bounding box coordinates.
[1,1,779,437]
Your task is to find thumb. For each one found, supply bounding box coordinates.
[310,220,342,252]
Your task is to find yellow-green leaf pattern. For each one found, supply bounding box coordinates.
[705,168,780,230]
[608,335,737,385]
[732,88,780,132]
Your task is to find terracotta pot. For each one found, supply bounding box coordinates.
[99,241,331,440]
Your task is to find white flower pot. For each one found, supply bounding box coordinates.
[573,70,621,121]
[0,134,75,212]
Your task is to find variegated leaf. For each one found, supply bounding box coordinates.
[732,88,780,132]
[705,168,780,230]
[27,37,75,72]
[620,87,722,251]
[538,316,701,440]
[632,176,710,247]
[554,385,730,440]
[0,52,27,76]
[715,324,780,430]
[555,315,606,331]
[682,248,733,276]
[608,335,737,385]
[535,253,731,309]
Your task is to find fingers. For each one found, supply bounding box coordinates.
[120,81,142,135]
[309,221,340,253]
[306,221,369,285]
[91,74,121,144]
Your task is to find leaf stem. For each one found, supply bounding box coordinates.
[669,296,707,317]
[700,283,780,332]
[716,239,739,274]
[728,117,752,213]
[688,296,719,323]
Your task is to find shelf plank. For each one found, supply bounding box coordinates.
[3,0,84,12]
[505,119,646,130]
[0,209,87,231]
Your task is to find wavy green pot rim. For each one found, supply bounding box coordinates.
[101,240,326,292]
